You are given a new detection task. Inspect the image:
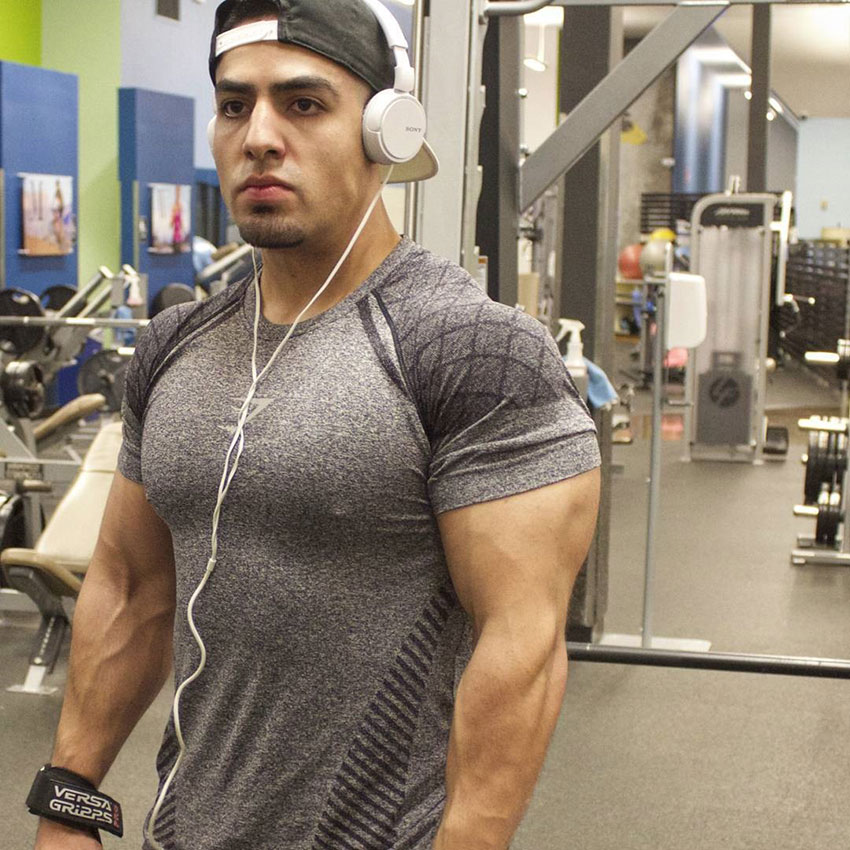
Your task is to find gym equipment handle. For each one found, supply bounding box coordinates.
[567,643,850,680]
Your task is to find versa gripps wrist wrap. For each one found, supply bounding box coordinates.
[27,764,123,842]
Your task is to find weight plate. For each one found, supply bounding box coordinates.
[804,430,830,504]
[827,431,839,481]
[150,283,196,319]
[76,350,130,413]
[40,284,80,315]
[804,431,819,503]
[0,361,45,419]
[0,288,46,357]
[816,487,842,547]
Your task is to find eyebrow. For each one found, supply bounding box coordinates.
[215,75,341,99]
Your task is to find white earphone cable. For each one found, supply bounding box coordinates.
[145,168,392,849]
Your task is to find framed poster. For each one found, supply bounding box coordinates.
[20,173,75,256]
[149,182,191,254]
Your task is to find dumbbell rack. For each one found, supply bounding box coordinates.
[791,341,850,566]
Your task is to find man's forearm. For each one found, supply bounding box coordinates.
[50,564,174,785]
[433,624,569,850]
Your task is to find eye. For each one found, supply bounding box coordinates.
[219,100,247,119]
[292,98,321,116]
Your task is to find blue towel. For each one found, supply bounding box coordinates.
[584,357,618,409]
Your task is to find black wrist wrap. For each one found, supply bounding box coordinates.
[27,764,123,841]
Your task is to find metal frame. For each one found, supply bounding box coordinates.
[747,5,771,192]
[519,3,727,211]
[417,2,474,267]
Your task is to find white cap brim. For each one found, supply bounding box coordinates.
[381,139,439,184]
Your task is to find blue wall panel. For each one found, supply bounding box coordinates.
[119,87,195,308]
[0,61,78,296]
[673,47,727,195]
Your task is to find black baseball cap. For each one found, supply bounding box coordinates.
[210,0,438,182]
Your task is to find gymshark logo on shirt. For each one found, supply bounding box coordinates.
[220,397,273,435]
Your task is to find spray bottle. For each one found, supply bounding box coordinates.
[556,319,589,399]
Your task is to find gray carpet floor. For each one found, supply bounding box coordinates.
[2,352,849,849]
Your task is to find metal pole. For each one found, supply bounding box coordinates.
[746,5,771,193]
[567,643,850,680]
[641,245,673,648]
[641,277,665,648]
[460,3,489,275]
[0,316,149,329]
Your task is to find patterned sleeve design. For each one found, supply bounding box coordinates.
[374,249,601,514]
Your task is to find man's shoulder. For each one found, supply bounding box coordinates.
[125,276,248,417]
[377,241,537,347]
[137,276,247,360]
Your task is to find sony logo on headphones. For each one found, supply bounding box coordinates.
[405,126,423,134]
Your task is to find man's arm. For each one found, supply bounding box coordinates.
[432,468,600,850]
[35,472,177,849]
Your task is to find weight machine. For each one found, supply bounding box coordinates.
[684,190,793,463]
[791,340,850,566]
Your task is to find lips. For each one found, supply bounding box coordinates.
[238,176,295,199]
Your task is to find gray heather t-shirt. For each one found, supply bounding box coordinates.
[118,238,600,850]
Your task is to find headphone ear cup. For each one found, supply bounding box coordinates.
[362,89,426,165]
[207,116,216,154]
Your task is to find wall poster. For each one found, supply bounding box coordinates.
[20,173,75,256]
[149,182,192,254]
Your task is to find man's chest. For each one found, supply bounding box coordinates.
[139,324,432,536]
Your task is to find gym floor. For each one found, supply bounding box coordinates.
[3,341,850,849]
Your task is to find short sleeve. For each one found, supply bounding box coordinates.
[414,299,600,514]
[117,302,199,484]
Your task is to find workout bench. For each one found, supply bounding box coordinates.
[2,421,123,695]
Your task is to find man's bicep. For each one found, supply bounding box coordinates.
[436,469,600,636]
[89,471,176,595]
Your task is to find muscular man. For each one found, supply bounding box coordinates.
[32,1,600,848]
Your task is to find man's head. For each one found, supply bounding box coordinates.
[210,0,396,96]
[209,0,434,252]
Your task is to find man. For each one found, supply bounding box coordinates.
[31,1,600,848]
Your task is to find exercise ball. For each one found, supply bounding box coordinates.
[649,227,676,243]
[640,239,670,277]
[618,243,644,280]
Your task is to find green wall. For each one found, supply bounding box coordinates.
[0,0,41,66]
[42,0,121,284]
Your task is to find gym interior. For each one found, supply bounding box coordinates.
[2,1,850,847]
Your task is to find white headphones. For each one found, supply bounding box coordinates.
[208,0,426,167]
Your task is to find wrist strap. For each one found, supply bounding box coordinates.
[27,764,123,840]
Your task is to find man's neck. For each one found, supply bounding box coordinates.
[256,206,401,325]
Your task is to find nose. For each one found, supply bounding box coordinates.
[242,99,285,162]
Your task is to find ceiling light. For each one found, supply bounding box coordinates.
[744,90,752,100]
[768,96,784,115]
[766,110,776,121]
[523,57,547,73]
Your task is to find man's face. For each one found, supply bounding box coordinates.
[212,32,378,250]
